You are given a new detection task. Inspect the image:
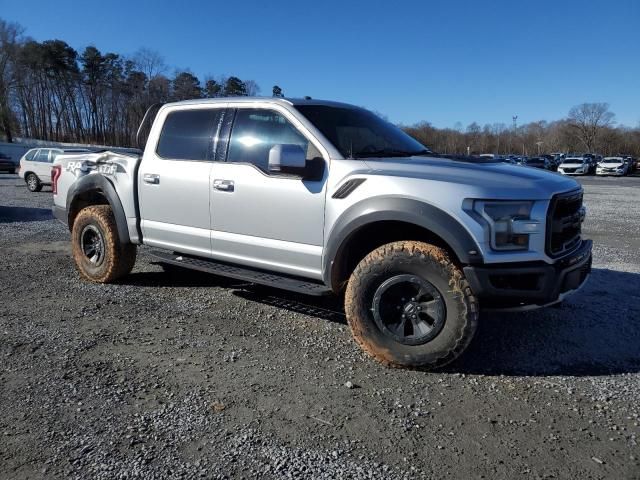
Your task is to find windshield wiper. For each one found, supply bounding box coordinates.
[410,149,433,156]
[353,148,429,159]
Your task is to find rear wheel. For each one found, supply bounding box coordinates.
[26,173,42,192]
[345,241,478,369]
[71,205,136,283]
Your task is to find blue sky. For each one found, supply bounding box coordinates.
[2,0,638,128]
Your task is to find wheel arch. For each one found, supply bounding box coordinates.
[324,197,483,293]
[67,175,130,245]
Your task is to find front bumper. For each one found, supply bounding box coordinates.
[464,239,592,310]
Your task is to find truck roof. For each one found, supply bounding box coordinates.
[161,96,358,109]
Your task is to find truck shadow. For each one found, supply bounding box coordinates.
[446,268,640,376]
[125,265,243,289]
[0,206,53,223]
[127,263,639,376]
[234,268,640,377]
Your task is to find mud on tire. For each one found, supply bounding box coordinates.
[344,241,478,369]
[71,205,137,283]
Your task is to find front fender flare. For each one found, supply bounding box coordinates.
[323,197,483,289]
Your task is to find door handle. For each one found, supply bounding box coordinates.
[143,173,160,185]
[213,179,234,192]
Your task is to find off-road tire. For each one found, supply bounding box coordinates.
[71,205,137,283]
[26,173,42,192]
[345,241,478,369]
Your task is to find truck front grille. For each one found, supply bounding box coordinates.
[546,190,583,258]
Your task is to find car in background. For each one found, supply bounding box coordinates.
[540,154,559,170]
[596,157,629,176]
[19,147,92,192]
[582,154,599,174]
[0,152,17,173]
[622,156,635,175]
[523,157,552,170]
[558,157,590,175]
[496,157,518,164]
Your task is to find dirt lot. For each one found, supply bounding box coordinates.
[1,173,639,479]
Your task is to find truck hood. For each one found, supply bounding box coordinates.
[363,156,580,199]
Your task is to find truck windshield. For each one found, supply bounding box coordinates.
[295,105,431,159]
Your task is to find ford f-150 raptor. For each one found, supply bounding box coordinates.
[52,97,592,369]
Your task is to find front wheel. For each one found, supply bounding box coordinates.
[71,205,137,283]
[345,241,478,369]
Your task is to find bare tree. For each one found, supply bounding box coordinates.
[0,19,24,142]
[567,102,615,153]
[244,79,260,96]
[132,48,166,80]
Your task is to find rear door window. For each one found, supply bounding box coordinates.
[25,150,37,161]
[50,149,63,162]
[35,149,50,163]
[156,109,223,161]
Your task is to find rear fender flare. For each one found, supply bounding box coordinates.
[66,175,130,245]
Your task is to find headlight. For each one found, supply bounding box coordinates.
[470,200,538,251]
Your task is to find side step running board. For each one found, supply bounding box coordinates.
[149,250,331,296]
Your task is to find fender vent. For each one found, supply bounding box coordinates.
[332,178,366,199]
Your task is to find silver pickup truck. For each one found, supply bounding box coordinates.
[52,97,592,369]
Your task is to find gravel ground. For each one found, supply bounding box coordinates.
[0,173,639,479]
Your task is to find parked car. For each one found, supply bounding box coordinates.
[558,157,590,175]
[524,157,552,170]
[51,97,591,370]
[581,154,598,174]
[0,152,17,173]
[597,157,629,176]
[540,154,558,170]
[19,147,92,192]
[622,156,634,175]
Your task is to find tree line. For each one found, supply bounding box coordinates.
[0,18,281,147]
[1,17,639,156]
[403,102,640,157]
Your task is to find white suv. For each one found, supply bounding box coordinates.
[19,148,91,192]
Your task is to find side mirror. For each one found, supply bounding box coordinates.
[268,144,306,174]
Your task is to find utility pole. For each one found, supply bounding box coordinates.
[510,115,518,154]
